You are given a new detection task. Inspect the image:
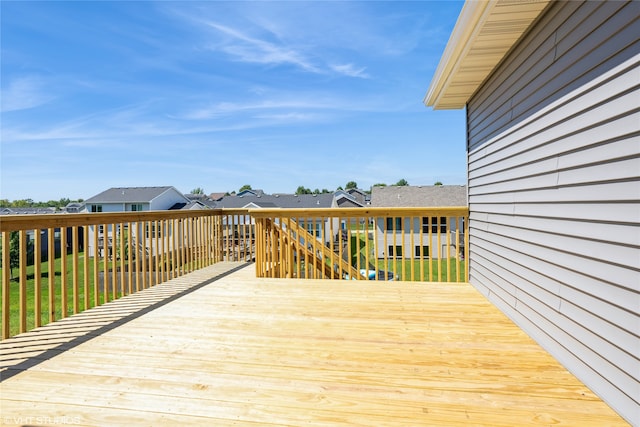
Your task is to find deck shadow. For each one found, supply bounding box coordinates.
[0,262,251,382]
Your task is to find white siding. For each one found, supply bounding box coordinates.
[466,1,639,424]
[149,188,188,210]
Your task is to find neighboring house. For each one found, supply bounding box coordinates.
[28,227,83,259]
[63,202,85,213]
[0,207,57,215]
[84,186,189,213]
[345,188,369,205]
[214,192,336,210]
[236,189,265,197]
[1,207,82,260]
[370,185,467,259]
[83,186,191,257]
[208,192,226,201]
[425,1,639,423]
[332,190,366,208]
[184,193,217,209]
[214,192,362,246]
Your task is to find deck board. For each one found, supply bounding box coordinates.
[0,263,627,426]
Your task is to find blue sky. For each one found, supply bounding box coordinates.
[1,1,466,201]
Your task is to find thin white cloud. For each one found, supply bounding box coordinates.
[1,76,54,112]
[165,7,372,79]
[253,112,319,122]
[330,63,370,79]
[204,21,320,73]
[178,100,331,120]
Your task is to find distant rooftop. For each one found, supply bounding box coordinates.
[370,185,467,207]
[0,207,58,215]
[215,193,336,209]
[85,186,181,203]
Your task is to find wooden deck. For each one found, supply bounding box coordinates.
[0,262,627,426]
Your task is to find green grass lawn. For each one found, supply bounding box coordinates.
[375,258,466,282]
[349,234,467,282]
[1,252,100,337]
[1,251,196,337]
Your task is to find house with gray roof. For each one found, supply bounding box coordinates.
[333,191,365,208]
[370,185,468,260]
[213,193,337,209]
[84,186,189,213]
[208,192,226,202]
[0,207,58,215]
[84,186,190,257]
[215,192,364,247]
[63,202,85,213]
[345,188,369,205]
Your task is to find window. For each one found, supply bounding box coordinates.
[385,217,403,231]
[91,205,103,213]
[388,245,403,258]
[131,204,143,211]
[415,245,430,258]
[146,224,162,238]
[98,225,104,235]
[305,221,321,238]
[422,217,447,234]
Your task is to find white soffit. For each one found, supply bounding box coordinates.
[424,0,551,110]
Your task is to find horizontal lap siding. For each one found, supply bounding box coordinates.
[466,1,640,424]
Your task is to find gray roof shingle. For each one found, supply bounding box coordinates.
[214,193,335,209]
[370,185,467,207]
[85,186,183,203]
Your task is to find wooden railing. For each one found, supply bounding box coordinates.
[0,209,252,339]
[1,206,467,339]
[251,207,468,282]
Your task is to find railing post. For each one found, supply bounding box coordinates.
[34,229,42,327]
[19,230,27,333]
[46,228,55,323]
[2,232,10,339]
[93,225,99,307]
[60,227,68,319]
[127,222,134,293]
[72,226,80,314]
[254,218,262,277]
[83,225,89,310]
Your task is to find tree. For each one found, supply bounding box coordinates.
[12,199,33,207]
[239,184,252,192]
[395,179,409,186]
[0,197,82,208]
[0,231,28,279]
[371,183,386,193]
[434,181,443,186]
[295,186,312,195]
[345,181,358,190]
[190,187,204,194]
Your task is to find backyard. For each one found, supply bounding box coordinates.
[352,233,465,282]
[1,252,126,337]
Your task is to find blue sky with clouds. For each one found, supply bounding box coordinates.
[1,1,466,201]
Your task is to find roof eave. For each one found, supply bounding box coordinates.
[424,0,551,110]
